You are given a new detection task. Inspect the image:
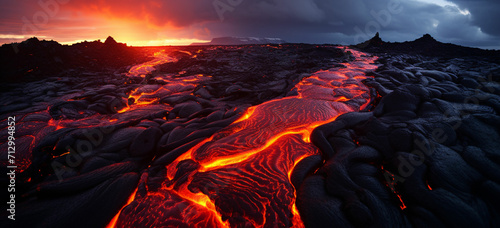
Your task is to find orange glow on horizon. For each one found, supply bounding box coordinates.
[58,37,210,47]
[16,7,211,47]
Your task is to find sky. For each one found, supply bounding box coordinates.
[0,0,498,49]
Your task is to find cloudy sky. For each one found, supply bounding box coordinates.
[0,0,498,48]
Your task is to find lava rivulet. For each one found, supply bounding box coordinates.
[113,48,378,227]
[118,51,210,114]
[128,50,176,77]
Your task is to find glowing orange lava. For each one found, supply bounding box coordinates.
[113,47,378,227]
[106,187,138,228]
[128,50,176,77]
[117,53,210,114]
[117,87,161,113]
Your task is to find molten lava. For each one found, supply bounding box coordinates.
[128,50,176,77]
[118,51,209,114]
[111,47,378,227]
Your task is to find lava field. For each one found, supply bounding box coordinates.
[1,36,500,227]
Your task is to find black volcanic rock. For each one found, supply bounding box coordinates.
[372,32,383,43]
[354,33,500,62]
[415,33,437,43]
[303,51,500,228]
[104,36,118,45]
[2,36,500,227]
[357,32,384,48]
[0,36,150,82]
[156,44,345,105]
[103,36,128,50]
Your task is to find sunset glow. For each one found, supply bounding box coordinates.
[0,0,214,46]
[1,0,498,48]
[2,1,500,227]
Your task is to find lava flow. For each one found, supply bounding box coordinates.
[112,48,378,227]
[118,51,209,114]
[128,50,176,77]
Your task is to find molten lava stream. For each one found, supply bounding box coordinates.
[118,51,209,114]
[112,47,378,227]
[128,50,176,77]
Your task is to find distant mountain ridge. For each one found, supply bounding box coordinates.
[191,37,287,46]
[354,32,500,61]
[0,36,149,82]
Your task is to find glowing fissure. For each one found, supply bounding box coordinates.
[106,187,138,228]
[128,50,176,77]
[113,47,377,227]
[118,51,210,114]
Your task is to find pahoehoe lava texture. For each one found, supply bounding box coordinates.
[115,48,376,227]
[1,35,500,227]
[0,42,357,227]
[302,53,500,227]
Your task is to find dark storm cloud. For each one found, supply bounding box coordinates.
[203,0,499,48]
[452,0,500,36]
[0,0,498,48]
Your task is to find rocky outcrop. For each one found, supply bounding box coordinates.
[300,52,500,227]
[0,36,150,82]
[355,33,500,61]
